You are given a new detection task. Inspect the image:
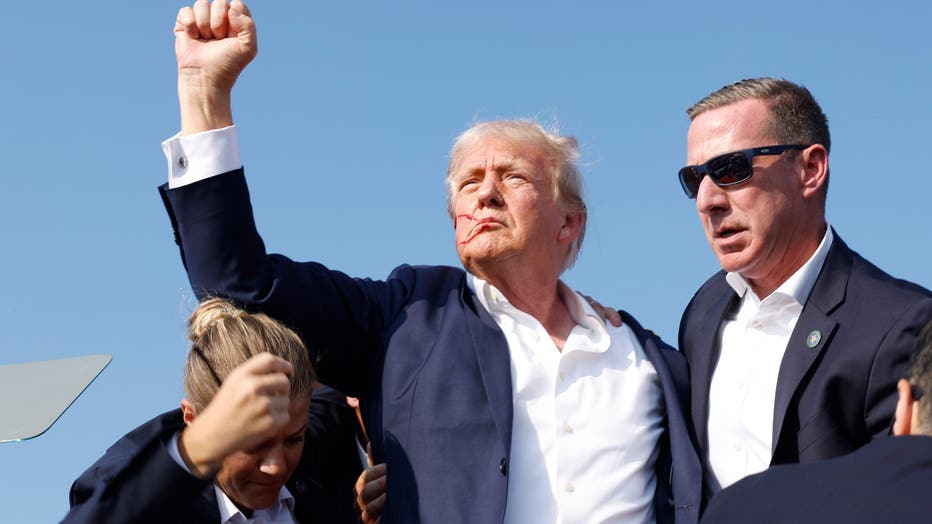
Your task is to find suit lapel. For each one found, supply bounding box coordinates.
[691,289,739,453]
[461,284,514,455]
[196,484,221,523]
[771,234,850,454]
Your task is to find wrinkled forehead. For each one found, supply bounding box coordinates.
[450,135,551,178]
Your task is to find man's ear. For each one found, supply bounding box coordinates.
[799,144,829,199]
[893,379,914,436]
[181,399,197,426]
[557,211,585,242]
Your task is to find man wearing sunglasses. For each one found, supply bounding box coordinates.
[676,78,932,499]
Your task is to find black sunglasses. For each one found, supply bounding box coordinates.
[678,144,806,199]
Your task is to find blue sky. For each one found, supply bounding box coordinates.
[2,1,930,521]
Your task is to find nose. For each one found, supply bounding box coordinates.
[258,444,287,476]
[476,172,503,208]
[695,174,729,215]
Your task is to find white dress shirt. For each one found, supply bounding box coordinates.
[471,276,664,524]
[163,127,666,523]
[214,484,297,524]
[706,227,834,491]
[167,433,297,524]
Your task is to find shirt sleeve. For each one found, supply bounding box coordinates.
[162,125,242,189]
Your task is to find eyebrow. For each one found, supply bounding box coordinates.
[454,157,535,180]
[289,424,309,438]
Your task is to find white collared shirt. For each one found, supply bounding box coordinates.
[167,433,298,524]
[706,227,834,491]
[215,484,297,524]
[471,276,665,524]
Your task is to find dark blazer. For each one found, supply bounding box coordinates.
[700,436,932,524]
[680,233,932,475]
[64,386,361,524]
[159,170,702,523]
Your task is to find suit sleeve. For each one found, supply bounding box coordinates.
[159,169,416,396]
[63,415,212,524]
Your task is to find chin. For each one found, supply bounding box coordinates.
[715,251,752,275]
[243,486,284,509]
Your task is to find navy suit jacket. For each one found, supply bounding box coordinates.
[680,233,932,479]
[700,436,932,524]
[64,386,361,524]
[159,170,702,523]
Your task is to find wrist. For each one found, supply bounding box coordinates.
[177,70,234,135]
[178,425,224,478]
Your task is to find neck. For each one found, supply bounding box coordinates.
[747,222,827,299]
[476,266,577,350]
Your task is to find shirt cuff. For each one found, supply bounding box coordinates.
[162,125,242,189]
[166,430,195,475]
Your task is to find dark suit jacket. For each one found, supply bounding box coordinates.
[680,233,932,481]
[64,386,361,524]
[700,435,932,524]
[159,170,702,523]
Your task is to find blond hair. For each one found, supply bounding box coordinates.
[184,298,314,412]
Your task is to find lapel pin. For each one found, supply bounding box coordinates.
[806,330,822,349]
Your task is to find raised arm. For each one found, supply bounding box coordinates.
[174,0,257,134]
[162,1,415,399]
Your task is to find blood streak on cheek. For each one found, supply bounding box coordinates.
[454,214,488,245]
[454,214,477,227]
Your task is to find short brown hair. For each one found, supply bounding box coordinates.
[184,298,314,412]
[687,77,831,154]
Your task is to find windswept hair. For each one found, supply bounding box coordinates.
[184,298,314,412]
[446,119,587,272]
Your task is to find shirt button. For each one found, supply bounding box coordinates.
[563,422,573,433]
[177,155,187,168]
[559,371,565,381]
[565,482,575,493]
[751,320,763,329]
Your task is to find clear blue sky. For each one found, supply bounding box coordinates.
[2,1,929,521]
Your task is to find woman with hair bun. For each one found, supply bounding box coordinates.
[64,298,329,523]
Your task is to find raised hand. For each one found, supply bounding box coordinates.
[178,352,294,477]
[173,0,258,134]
